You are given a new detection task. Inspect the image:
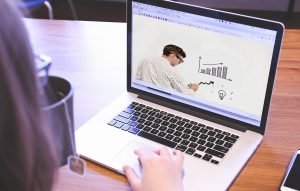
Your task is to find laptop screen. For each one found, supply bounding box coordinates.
[129,1,281,129]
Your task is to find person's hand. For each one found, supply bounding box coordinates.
[123,148,184,191]
[188,83,199,92]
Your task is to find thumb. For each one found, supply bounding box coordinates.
[123,165,140,190]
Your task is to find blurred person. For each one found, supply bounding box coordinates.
[0,1,185,191]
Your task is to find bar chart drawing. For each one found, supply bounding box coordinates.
[198,57,232,81]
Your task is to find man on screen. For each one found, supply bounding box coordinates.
[136,44,199,94]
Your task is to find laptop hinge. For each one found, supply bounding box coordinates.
[137,94,247,133]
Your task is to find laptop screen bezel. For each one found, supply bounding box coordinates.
[127,0,284,135]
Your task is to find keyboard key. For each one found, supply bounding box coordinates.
[207,131,216,136]
[127,104,135,109]
[197,139,206,145]
[140,114,148,119]
[194,153,202,158]
[114,122,124,128]
[143,126,152,132]
[214,145,229,153]
[189,136,198,143]
[205,148,225,158]
[173,137,182,143]
[129,127,140,134]
[150,129,159,135]
[214,129,222,133]
[162,116,170,121]
[202,154,212,161]
[165,134,174,140]
[205,142,214,148]
[186,148,196,155]
[146,106,153,110]
[166,129,175,134]
[161,121,170,126]
[191,131,200,137]
[174,131,182,137]
[175,116,182,120]
[138,131,177,148]
[132,102,139,105]
[141,109,150,114]
[135,106,142,111]
[215,139,225,145]
[159,126,167,131]
[198,123,206,127]
[207,137,216,143]
[181,140,190,146]
[169,124,177,129]
[136,124,144,129]
[197,145,206,151]
[215,133,224,139]
[222,132,230,136]
[181,134,190,139]
[206,126,214,130]
[189,142,198,149]
[190,121,198,125]
[183,129,192,134]
[144,121,153,126]
[167,113,175,117]
[137,119,146,123]
[108,119,117,126]
[184,123,193,128]
[169,118,178,123]
[123,108,134,114]
[175,145,187,152]
[148,111,156,116]
[224,142,233,148]
[133,111,141,116]
[157,131,167,137]
[154,119,163,124]
[160,111,167,115]
[182,118,190,122]
[200,128,208,134]
[191,126,200,131]
[176,126,184,131]
[128,121,137,127]
[224,136,237,143]
[130,116,138,121]
[176,121,185,126]
[155,113,163,118]
[211,159,219,165]
[121,124,131,131]
[231,134,239,139]
[199,134,208,140]
[147,116,155,121]
[119,111,131,119]
[114,116,130,124]
[151,123,160,129]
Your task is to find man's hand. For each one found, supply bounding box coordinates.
[188,83,199,92]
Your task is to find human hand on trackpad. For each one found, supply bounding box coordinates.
[123,147,184,191]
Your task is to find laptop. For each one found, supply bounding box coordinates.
[75,0,284,190]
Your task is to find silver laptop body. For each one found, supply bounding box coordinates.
[76,0,284,190]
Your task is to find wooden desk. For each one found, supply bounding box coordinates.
[25,19,300,191]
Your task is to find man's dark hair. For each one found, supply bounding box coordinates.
[163,44,186,58]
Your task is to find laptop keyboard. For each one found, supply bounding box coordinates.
[107,101,239,165]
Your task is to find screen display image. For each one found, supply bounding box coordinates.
[131,2,277,127]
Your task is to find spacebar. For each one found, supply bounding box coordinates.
[137,131,177,148]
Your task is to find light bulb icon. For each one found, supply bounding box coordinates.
[218,90,226,100]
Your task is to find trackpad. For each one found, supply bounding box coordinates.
[111,141,155,178]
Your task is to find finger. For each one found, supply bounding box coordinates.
[173,149,184,168]
[158,147,171,159]
[134,148,156,164]
[123,165,140,191]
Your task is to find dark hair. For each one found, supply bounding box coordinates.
[163,44,186,58]
[0,1,58,190]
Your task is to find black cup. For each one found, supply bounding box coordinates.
[42,76,75,166]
